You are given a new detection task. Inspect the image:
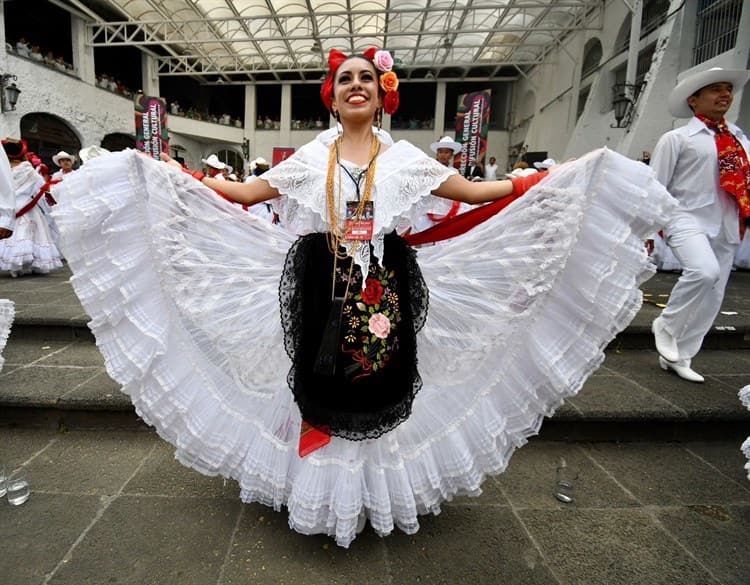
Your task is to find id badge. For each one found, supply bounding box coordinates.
[344,201,374,240]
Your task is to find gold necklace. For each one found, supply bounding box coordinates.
[325,134,380,259]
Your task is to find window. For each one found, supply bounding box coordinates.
[693,0,743,65]
[581,39,603,79]
[444,82,511,131]
[391,83,437,130]
[291,85,329,130]
[256,85,281,129]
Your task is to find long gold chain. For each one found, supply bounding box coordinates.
[325,135,379,259]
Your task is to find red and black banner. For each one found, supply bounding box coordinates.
[135,96,169,160]
[455,89,491,175]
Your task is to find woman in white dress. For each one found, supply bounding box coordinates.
[51,48,675,547]
[0,140,63,277]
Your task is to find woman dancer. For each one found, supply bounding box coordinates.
[51,48,675,547]
[0,139,63,277]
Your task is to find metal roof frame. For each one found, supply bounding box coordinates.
[71,0,603,82]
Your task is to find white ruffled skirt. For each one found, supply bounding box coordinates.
[740,386,750,480]
[51,148,675,547]
[0,206,63,276]
[0,299,14,372]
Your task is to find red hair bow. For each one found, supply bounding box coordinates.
[320,49,349,112]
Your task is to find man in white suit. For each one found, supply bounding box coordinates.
[651,67,750,382]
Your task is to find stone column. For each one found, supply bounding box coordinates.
[280,83,291,145]
[140,53,159,97]
[71,15,96,85]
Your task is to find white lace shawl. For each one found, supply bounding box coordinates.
[262,131,457,282]
[12,162,45,206]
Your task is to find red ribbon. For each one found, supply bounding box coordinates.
[16,178,60,218]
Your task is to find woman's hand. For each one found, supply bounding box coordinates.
[159,152,184,171]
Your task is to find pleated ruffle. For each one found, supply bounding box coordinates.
[0,207,63,275]
[51,148,675,547]
[0,298,14,372]
[740,386,750,480]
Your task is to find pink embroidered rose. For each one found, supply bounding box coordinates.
[368,313,391,339]
[361,278,384,306]
[373,50,393,72]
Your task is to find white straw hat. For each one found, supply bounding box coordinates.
[668,67,750,118]
[430,136,462,154]
[533,157,556,170]
[200,154,227,170]
[78,145,110,164]
[504,168,538,179]
[52,151,76,166]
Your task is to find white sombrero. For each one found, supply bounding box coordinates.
[254,157,269,167]
[430,136,462,154]
[533,157,556,170]
[504,168,538,179]
[52,151,76,166]
[78,145,110,164]
[668,67,750,118]
[200,154,226,170]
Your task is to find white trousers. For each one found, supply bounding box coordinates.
[660,226,738,361]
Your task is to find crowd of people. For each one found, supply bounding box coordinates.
[0,50,748,546]
[169,101,243,127]
[10,37,74,73]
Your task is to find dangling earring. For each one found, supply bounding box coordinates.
[376,107,383,131]
[333,109,342,137]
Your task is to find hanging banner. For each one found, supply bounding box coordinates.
[134,95,169,160]
[272,147,295,166]
[454,89,491,176]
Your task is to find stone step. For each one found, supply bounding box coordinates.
[3,267,750,348]
[1,267,749,438]
[1,336,748,440]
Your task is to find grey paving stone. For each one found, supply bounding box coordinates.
[57,371,131,410]
[599,350,750,419]
[586,443,750,506]
[47,496,240,585]
[1,339,76,366]
[0,427,59,467]
[221,504,387,585]
[518,508,719,585]
[684,442,750,490]
[385,506,558,585]
[495,440,639,509]
[31,341,104,368]
[569,374,684,419]
[655,504,750,585]
[0,366,100,406]
[124,439,240,499]
[25,429,156,495]
[0,493,102,585]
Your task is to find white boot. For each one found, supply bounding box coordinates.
[658,356,705,383]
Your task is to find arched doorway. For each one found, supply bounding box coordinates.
[101,133,136,151]
[20,113,81,168]
[215,148,244,175]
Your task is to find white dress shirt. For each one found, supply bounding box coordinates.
[651,116,749,244]
[0,148,15,232]
[484,163,498,181]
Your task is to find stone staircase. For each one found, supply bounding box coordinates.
[1,266,749,440]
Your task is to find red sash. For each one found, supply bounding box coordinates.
[696,114,750,236]
[16,179,60,218]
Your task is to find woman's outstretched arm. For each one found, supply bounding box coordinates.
[431,174,514,204]
[160,153,280,205]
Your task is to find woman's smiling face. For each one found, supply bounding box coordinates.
[332,57,381,122]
